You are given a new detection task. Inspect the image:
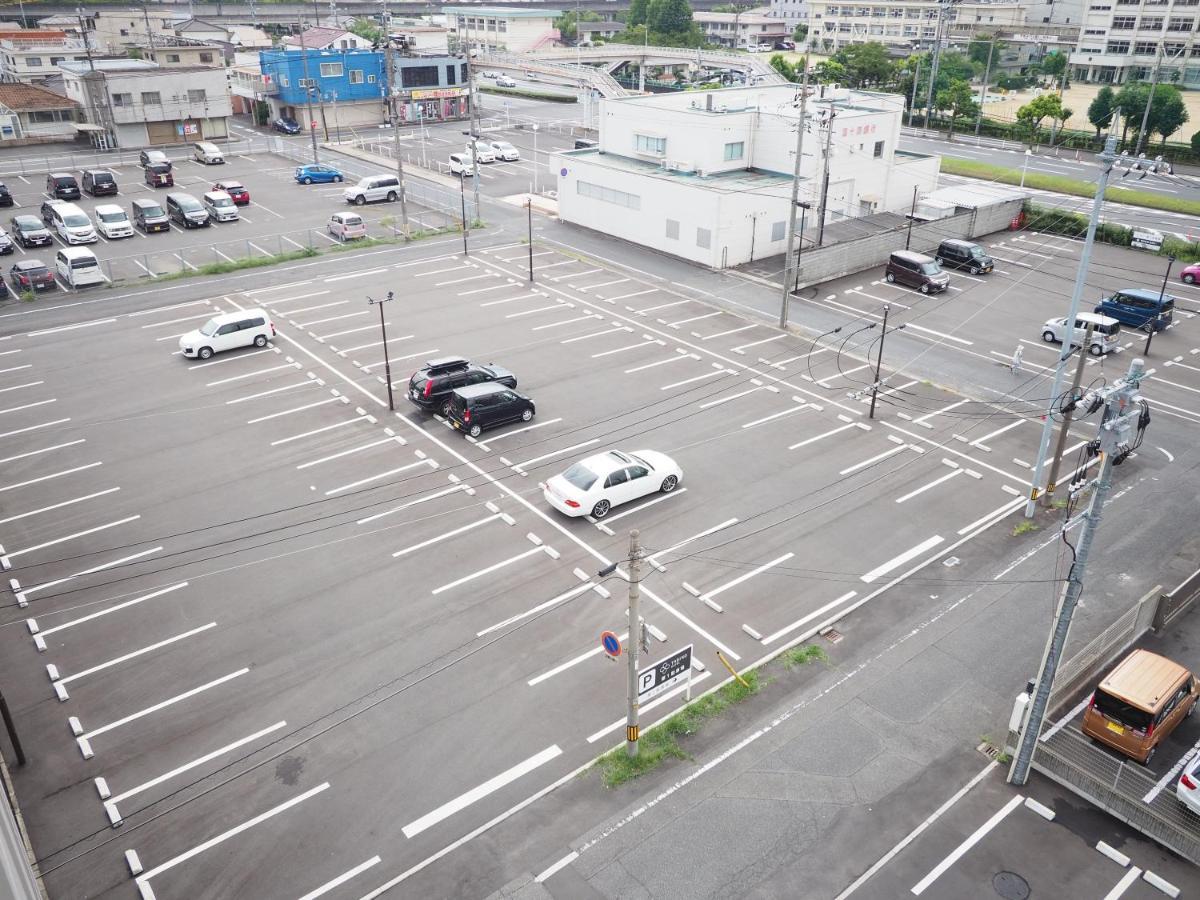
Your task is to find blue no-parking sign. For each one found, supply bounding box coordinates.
[601,631,621,658]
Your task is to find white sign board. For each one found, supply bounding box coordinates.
[637,644,693,702]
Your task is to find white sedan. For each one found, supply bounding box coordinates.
[543,449,682,519]
[489,140,520,161]
[1178,753,1200,815]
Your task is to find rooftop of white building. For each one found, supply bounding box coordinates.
[609,84,906,120]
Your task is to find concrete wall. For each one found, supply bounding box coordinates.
[793,198,1022,289]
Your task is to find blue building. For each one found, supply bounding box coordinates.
[258,46,470,132]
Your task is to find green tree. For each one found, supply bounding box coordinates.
[348,17,383,44]
[935,78,978,140]
[769,53,798,82]
[814,58,847,84]
[555,9,602,42]
[968,34,1004,68]
[793,23,808,43]
[935,51,977,86]
[627,0,649,26]
[1191,129,1200,154]
[1087,85,1115,137]
[1016,93,1066,145]
[832,41,894,87]
[1040,51,1068,90]
[648,0,693,36]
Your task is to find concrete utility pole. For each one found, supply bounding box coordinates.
[907,56,920,128]
[974,38,993,138]
[142,6,157,53]
[1134,47,1162,156]
[1043,322,1094,500]
[815,101,835,247]
[868,303,890,419]
[625,529,643,758]
[381,5,410,237]
[297,12,320,163]
[1010,356,1148,785]
[1026,114,1119,515]
[367,292,395,410]
[464,23,482,224]
[923,0,952,129]
[779,61,811,328]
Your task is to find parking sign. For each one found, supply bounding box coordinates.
[636,645,693,702]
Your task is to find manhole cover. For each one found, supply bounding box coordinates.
[993,871,1030,900]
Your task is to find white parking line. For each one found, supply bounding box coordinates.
[512,439,599,474]
[0,364,31,374]
[762,590,859,645]
[139,312,213,329]
[702,324,756,341]
[0,417,70,439]
[626,351,695,374]
[0,379,40,396]
[325,458,434,496]
[604,288,656,302]
[0,438,85,466]
[476,418,561,449]
[357,484,467,526]
[648,518,738,565]
[638,299,690,314]
[8,515,139,559]
[0,460,102,494]
[247,397,342,424]
[742,403,808,429]
[477,582,594,637]
[668,311,721,327]
[531,314,600,331]
[970,420,1023,449]
[23,545,162,599]
[600,488,687,525]
[592,339,661,358]
[661,370,727,391]
[296,436,401,469]
[188,348,274,369]
[262,290,332,307]
[702,553,794,603]
[393,514,503,557]
[80,667,249,743]
[27,318,116,337]
[560,326,629,344]
[297,857,382,900]
[206,363,299,387]
[480,293,540,307]
[910,795,1024,895]
[135,783,330,899]
[287,300,348,316]
[226,381,313,404]
[271,416,370,446]
[324,268,386,282]
[432,545,547,593]
[528,632,629,686]
[732,334,786,353]
[321,324,376,339]
[506,304,567,319]
[437,273,493,287]
[401,745,562,838]
[862,535,944,584]
[839,444,908,475]
[699,387,761,409]
[0,398,55,416]
[299,311,369,328]
[1143,736,1200,803]
[58,623,216,688]
[34,581,185,638]
[896,469,963,503]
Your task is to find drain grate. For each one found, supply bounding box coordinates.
[977,742,1001,760]
[821,627,843,644]
[993,871,1030,900]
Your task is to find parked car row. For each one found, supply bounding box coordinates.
[26,188,243,241]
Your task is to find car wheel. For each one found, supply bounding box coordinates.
[441,400,453,417]
[335,175,343,183]
[386,192,397,202]
[198,346,213,360]
[920,283,931,294]
[303,176,313,185]
[521,408,533,421]
[469,424,482,437]
[970,266,980,275]
[660,474,678,493]
[1089,343,1104,356]
[885,272,895,283]
[354,195,366,206]
[1184,273,1196,284]
[254,335,268,348]
[591,499,611,519]
[1042,331,1056,344]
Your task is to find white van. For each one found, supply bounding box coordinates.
[203,190,239,222]
[93,203,134,239]
[342,174,401,205]
[193,141,225,164]
[55,247,105,288]
[49,202,97,245]
[178,308,275,360]
[1041,312,1122,356]
[449,153,477,176]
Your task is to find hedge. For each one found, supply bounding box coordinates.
[1022,201,1200,263]
[478,85,576,103]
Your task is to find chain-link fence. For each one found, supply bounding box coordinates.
[0,137,283,179]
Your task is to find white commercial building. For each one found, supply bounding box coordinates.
[555,84,939,269]
[694,12,792,49]
[1070,0,1200,86]
[0,30,90,85]
[443,6,562,53]
[807,0,1024,51]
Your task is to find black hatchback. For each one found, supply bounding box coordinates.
[448,383,535,437]
[408,356,517,416]
[935,239,993,275]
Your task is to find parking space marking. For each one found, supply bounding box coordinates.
[661,370,728,391]
[701,553,793,605]
[1102,867,1144,899]
[321,324,376,339]
[0,438,85,466]
[393,513,504,557]
[259,290,332,308]
[637,299,690,314]
[8,515,139,560]
[969,420,1023,450]
[376,348,441,369]
[668,311,722,328]
[511,439,599,475]
[139,312,213,329]
[437,273,493,287]
[432,546,548,595]
[561,326,629,344]
[247,397,343,424]
[134,783,330,900]
[104,720,287,820]
[296,436,402,469]
[287,300,349,316]
[0,364,31,374]
[325,458,435,496]
[1143,736,1200,803]
[701,324,756,341]
[339,334,414,354]
[912,399,970,427]
[33,581,185,640]
[297,857,382,900]
[298,311,369,328]
[475,418,561,450]
[27,318,115,337]
[24,545,162,599]
[206,362,299,387]
[599,488,688,526]
[817,363,870,388]
[480,293,541,307]
[187,348,276,369]
[0,380,43,395]
[626,351,696,373]
[0,460,102,494]
[507,303,569,319]
[732,334,787,354]
[839,444,909,475]
[580,278,629,290]
[226,381,314,405]
[742,402,809,429]
[862,535,944,584]
[401,745,562,839]
[477,582,595,637]
[531,313,601,331]
[895,468,964,503]
[762,590,859,646]
[357,483,468,526]
[57,622,216,691]
[910,794,1024,895]
[592,339,663,358]
[647,518,738,568]
[324,268,387,283]
[271,416,372,446]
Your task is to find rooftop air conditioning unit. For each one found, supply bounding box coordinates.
[666,160,695,174]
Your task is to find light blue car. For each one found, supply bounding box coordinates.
[294,164,345,185]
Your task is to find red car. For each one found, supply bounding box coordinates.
[213,180,249,205]
[1182,262,1200,285]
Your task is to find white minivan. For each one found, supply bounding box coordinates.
[1041,312,1122,356]
[93,203,134,239]
[193,141,225,164]
[55,247,105,288]
[203,190,239,222]
[178,308,275,360]
[49,202,97,244]
[342,174,401,205]
[449,153,477,176]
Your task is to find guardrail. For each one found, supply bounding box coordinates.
[0,137,281,179]
[1153,567,1200,632]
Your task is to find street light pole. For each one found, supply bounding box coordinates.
[367,292,395,411]
[1144,254,1174,356]
[531,122,539,194]
[297,12,320,164]
[527,197,534,281]
[459,173,468,255]
[793,203,809,294]
[1020,148,1031,188]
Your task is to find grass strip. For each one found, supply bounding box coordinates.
[940,157,1200,217]
[478,85,577,103]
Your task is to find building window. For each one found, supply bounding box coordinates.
[634,133,666,156]
[460,63,468,81]
[1138,16,1163,28]
[200,52,213,63]
[874,140,884,157]
[446,64,456,84]
[1110,15,1135,28]
[319,62,344,78]
[1134,40,1158,53]
[141,91,161,105]
[696,227,711,249]
[26,57,41,67]
[401,65,439,87]
[367,73,376,82]
[166,53,180,62]
[50,56,64,65]
[298,78,314,88]
[577,180,641,210]
[498,19,507,31]
[187,88,207,102]
[666,219,679,240]
[1167,17,1194,30]
[723,141,744,161]
[349,69,364,84]
[771,221,786,242]
[1106,40,1130,52]
[111,92,132,107]
[280,74,289,86]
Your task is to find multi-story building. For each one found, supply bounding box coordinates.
[90,8,186,54]
[144,39,226,69]
[770,0,810,28]
[59,58,231,148]
[283,26,373,51]
[807,0,1024,52]
[0,30,90,85]
[694,12,792,49]
[1070,0,1200,86]
[443,6,562,53]
[0,82,79,144]
[555,83,939,269]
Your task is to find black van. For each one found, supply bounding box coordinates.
[885,250,949,294]
[131,198,170,233]
[447,383,535,437]
[935,239,993,275]
[81,169,118,197]
[46,173,80,200]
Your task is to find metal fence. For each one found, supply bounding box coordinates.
[1154,567,1200,632]
[0,137,283,179]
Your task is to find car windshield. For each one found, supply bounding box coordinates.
[1093,689,1153,731]
[23,265,47,276]
[211,197,233,207]
[178,198,202,212]
[141,204,164,217]
[562,463,599,491]
[63,214,90,227]
[341,216,362,225]
[15,218,39,230]
[970,247,986,258]
[54,178,74,187]
[223,183,244,191]
[150,164,170,174]
[98,211,125,223]
[94,174,113,184]
[72,256,97,269]
[199,318,220,336]
[920,262,941,275]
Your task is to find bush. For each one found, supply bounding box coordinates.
[478,85,576,103]
[1024,201,1200,260]
[1193,130,1200,154]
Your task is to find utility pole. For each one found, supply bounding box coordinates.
[464,21,481,226]
[815,102,835,247]
[905,185,918,250]
[907,56,920,128]
[297,11,320,163]
[625,529,643,758]
[367,292,395,410]
[974,38,993,138]
[792,203,809,294]
[1026,114,1119,515]
[868,304,890,419]
[459,172,468,255]
[779,62,811,328]
[382,5,410,238]
[527,197,534,282]
[1043,324,1093,503]
[142,6,157,53]
[1144,255,1174,356]
[1010,357,1148,785]
[1134,46,1162,156]
[923,0,951,129]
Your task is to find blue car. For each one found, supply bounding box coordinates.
[294,164,345,185]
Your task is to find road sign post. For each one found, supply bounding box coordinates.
[601,631,621,659]
[636,645,694,704]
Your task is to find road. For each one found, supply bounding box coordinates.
[0,98,1197,900]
